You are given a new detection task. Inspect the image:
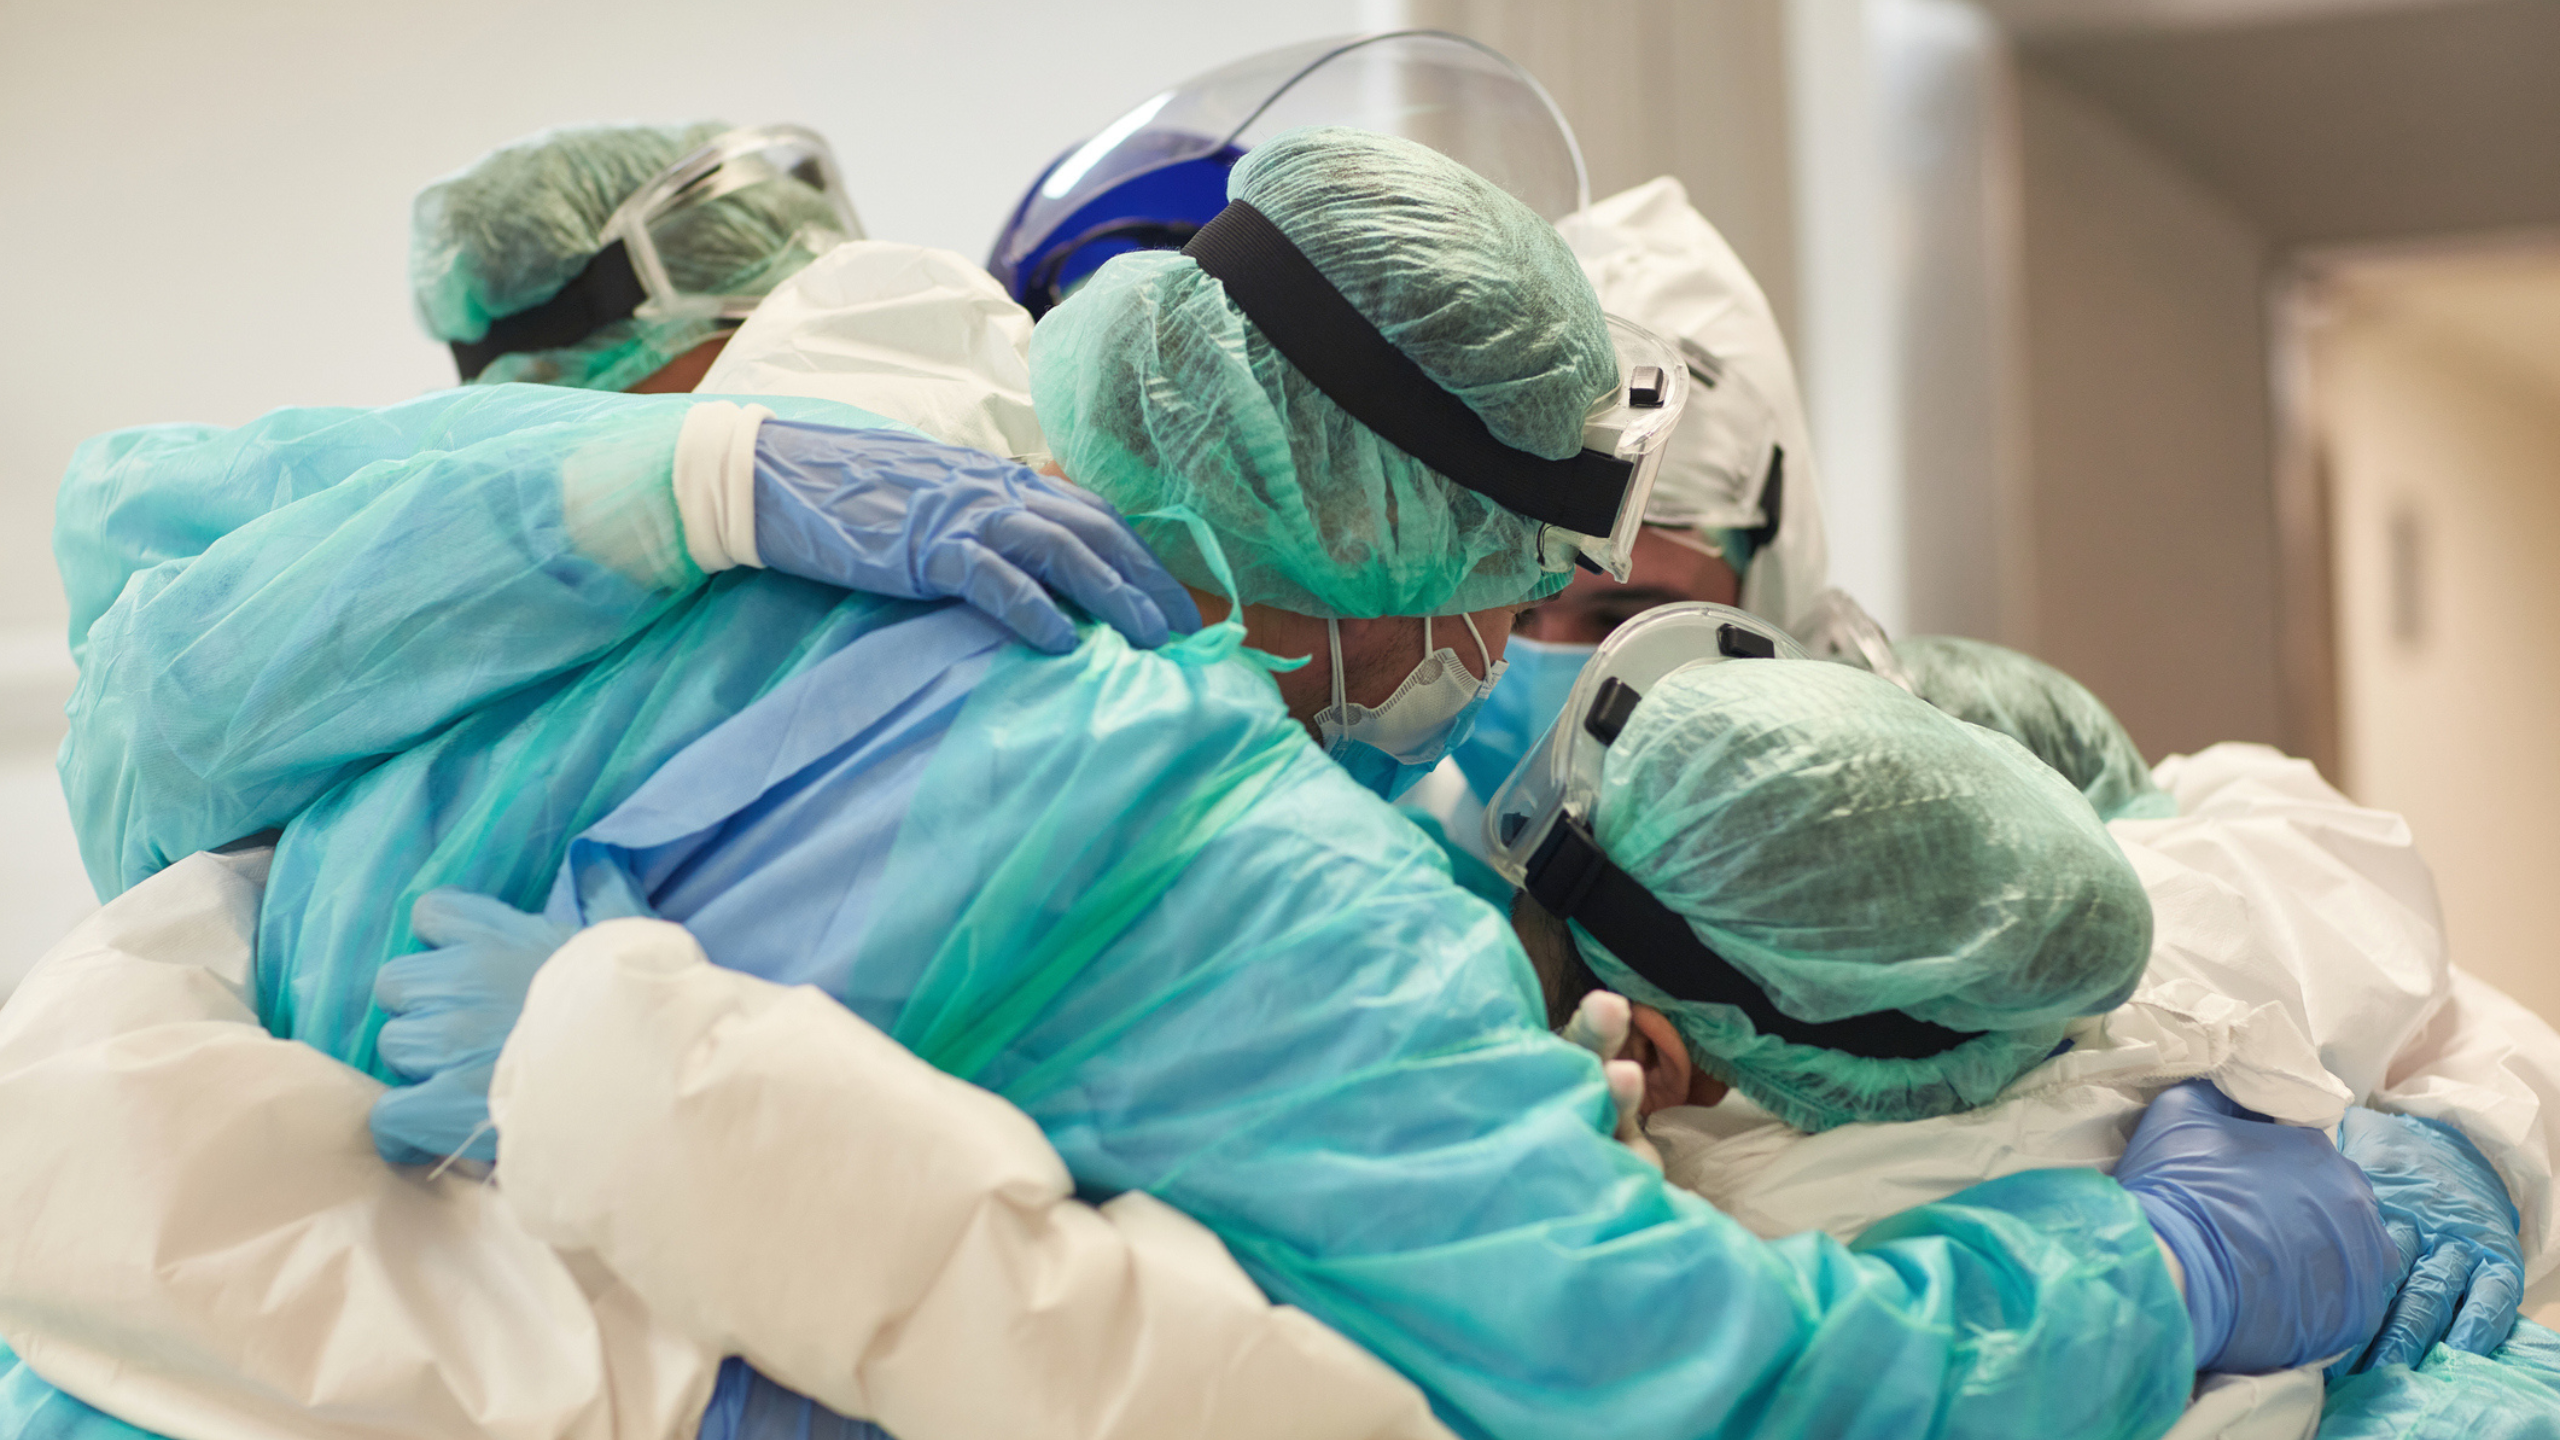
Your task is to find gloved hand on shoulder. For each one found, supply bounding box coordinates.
[2115,1079,2398,1374]
[753,419,1201,654]
[368,889,576,1167]
[2332,1105,2524,1373]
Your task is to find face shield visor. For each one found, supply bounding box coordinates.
[1176,193,1690,585]
[449,125,864,381]
[989,30,1587,316]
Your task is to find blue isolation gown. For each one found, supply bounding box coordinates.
[39,383,2200,1440]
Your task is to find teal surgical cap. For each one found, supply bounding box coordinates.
[1893,636,2177,823]
[1031,126,1618,619]
[411,121,838,392]
[1583,661,2153,1133]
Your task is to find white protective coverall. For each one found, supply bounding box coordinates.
[695,241,1049,466]
[0,845,1449,1440]
[0,240,1446,1440]
[1559,175,1829,636]
[1646,742,2560,1440]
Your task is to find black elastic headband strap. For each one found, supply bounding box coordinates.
[1181,201,1631,537]
[450,239,651,382]
[1525,813,1985,1062]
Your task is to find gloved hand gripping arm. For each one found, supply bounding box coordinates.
[2333,1104,2524,1371]
[2115,1079,2400,1373]
[370,889,576,1166]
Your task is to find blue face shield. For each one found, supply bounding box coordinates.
[1451,635,1594,799]
[1317,616,1506,801]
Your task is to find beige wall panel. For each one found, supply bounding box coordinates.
[2316,284,2560,1022]
[1408,0,1800,343]
[2016,64,2282,759]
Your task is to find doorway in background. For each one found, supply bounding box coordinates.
[2280,238,2560,1025]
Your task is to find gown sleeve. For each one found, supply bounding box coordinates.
[56,387,734,898]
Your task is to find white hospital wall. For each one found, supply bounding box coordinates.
[0,0,1381,986]
[1406,0,1800,342]
[0,0,1380,636]
[2312,256,2560,1023]
[0,638,89,997]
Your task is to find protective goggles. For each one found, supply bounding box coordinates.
[450,125,863,381]
[1788,588,1917,694]
[1483,601,1986,1061]
[988,29,1587,317]
[1181,200,1688,580]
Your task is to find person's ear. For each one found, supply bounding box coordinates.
[1624,1004,1696,1117]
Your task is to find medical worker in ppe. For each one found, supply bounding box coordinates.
[1498,611,2549,1437]
[420,121,856,395]
[1436,170,2560,1339]
[28,129,2394,1440]
[17,107,1465,1440]
[418,120,1055,465]
[9,117,1457,1440]
[983,40,2556,1427]
[1888,634,2178,823]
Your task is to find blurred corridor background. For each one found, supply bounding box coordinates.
[4,0,2555,1012]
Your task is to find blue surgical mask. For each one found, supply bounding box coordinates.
[1451,635,1595,799]
[1317,615,1506,801]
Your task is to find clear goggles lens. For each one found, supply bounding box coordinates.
[1788,589,1916,694]
[608,124,864,323]
[1545,315,1693,582]
[1481,602,1808,884]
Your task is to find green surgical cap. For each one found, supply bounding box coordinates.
[1893,636,2177,823]
[1031,126,1618,619]
[412,122,839,392]
[1583,661,2153,1133]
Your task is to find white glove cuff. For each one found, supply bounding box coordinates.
[674,401,772,573]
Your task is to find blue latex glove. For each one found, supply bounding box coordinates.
[2116,1080,2398,1374]
[2334,1106,2524,1372]
[752,420,1201,654]
[368,889,573,1167]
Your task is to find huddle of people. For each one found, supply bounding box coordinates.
[6,32,2559,1440]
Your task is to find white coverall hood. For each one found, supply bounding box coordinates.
[701,240,1050,465]
[1560,177,1829,634]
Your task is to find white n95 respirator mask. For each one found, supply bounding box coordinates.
[1317,614,1506,801]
